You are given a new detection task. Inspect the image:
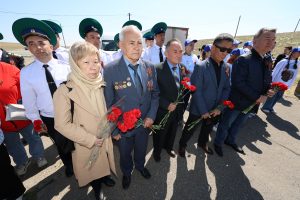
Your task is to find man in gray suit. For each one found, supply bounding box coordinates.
[178,33,233,157]
[104,25,159,189]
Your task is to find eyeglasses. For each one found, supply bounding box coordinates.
[214,44,233,54]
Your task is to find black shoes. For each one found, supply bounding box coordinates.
[198,144,214,155]
[178,146,186,157]
[214,144,223,157]
[102,176,116,187]
[138,168,151,179]
[224,142,245,155]
[122,175,131,190]
[166,150,176,158]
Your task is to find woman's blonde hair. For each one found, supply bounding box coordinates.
[69,41,101,65]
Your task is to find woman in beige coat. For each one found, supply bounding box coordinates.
[53,41,116,200]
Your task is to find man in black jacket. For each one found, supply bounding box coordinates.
[152,39,184,162]
[214,28,276,157]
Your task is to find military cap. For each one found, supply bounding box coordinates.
[79,18,103,38]
[122,20,142,31]
[42,20,62,34]
[143,32,154,40]
[114,33,119,44]
[12,18,57,46]
[0,33,3,40]
[151,22,167,35]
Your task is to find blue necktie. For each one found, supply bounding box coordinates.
[129,64,143,97]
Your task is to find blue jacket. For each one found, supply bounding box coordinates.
[103,56,159,137]
[189,58,231,116]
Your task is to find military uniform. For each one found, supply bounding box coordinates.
[142,22,167,65]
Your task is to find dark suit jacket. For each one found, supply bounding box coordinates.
[230,48,272,110]
[189,58,231,116]
[155,60,185,121]
[104,56,159,137]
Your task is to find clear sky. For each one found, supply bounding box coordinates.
[0,0,299,46]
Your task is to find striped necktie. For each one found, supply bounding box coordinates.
[172,66,180,89]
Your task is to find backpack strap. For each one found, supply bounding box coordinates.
[60,81,74,123]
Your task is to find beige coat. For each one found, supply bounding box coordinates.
[53,81,116,187]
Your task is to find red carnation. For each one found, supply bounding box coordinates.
[223,100,235,109]
[117,121,128,133]
[107,106,122,122]
[188,85,197,92]
[33,120,43,132]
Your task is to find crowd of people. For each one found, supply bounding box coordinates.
[0,17,299,200]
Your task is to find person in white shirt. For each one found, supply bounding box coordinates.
[143,31,154,48]
[182,39,200,75]
[79,18,113,66]
[142,22,167,65]
[12,17,74,177]
[42,20,69,64]
[261,47,300,113]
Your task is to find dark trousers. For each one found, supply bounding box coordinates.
[153,111,179,156]
[41,116,73,170]
[90,178,102,199]
[179,113,215,148]
[0,144,26,200]
[116,128,148,177]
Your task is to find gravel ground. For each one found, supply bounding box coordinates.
[19,95,300,200]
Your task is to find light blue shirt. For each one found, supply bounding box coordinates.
[167,60,180,80]
[123,57,143,86]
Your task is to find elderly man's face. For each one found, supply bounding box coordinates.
[155,32,165,47]
[120,29,143,64]
[254,31,276,55]
[25,35,53,62]
[165,41,183,65]
[85,31,101,49]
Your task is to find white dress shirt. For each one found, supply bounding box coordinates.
[54,46,69,64]
[112,49,123,61]
[142,44,166,65]
[272,59,300,89]
[100,49,113,66]
[181,53,200,75]
[20,58,71,121]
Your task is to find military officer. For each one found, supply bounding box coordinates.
[143,31,154,48]
[12,17,73,177]
[79,18,113,66]
[42,20,69,63]
[142,22,167,64]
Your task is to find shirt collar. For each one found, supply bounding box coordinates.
[251,48,264,61]
[209,57,223,67]
[35,58,59,68]
[167,60,179,69]
[123,56,141,67]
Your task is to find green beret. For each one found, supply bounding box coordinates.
[12,18,57,46]
[143,32,154,40]
[41,20,62,34]
[0,33,3,40]
[114,33,120,44]
[151,22,167,35]
[122,20,142,31]
[79,18,103,38]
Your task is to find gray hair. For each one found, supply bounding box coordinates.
[254,28,277,39]
[119,25,142,41]
[165,38,182,51]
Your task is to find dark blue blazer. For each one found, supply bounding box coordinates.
[104,56,160,137]
[189,59,231,116]
[229,49,272,110]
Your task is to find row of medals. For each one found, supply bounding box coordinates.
[114,77,132,90]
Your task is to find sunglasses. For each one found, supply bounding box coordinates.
[214,44,233,53]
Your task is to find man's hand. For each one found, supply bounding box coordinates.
[210,109,221,117]
[201,112,211,119]
[112,134,121,141]
[168,103,177,112]
[256,95,268,104]
[267,89,275,98]
[94,137,104,147]
[144,118,154,128]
